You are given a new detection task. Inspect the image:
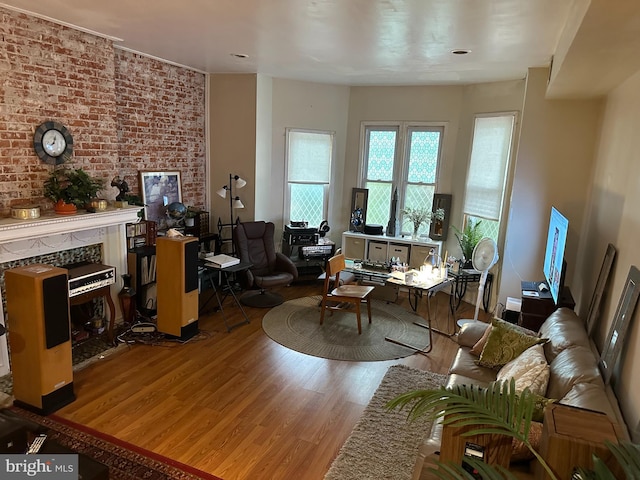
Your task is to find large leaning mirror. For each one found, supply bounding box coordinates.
[598,265,640,385]
[586,243,617,338]
[350,188,368,232]
[429,193,452,241]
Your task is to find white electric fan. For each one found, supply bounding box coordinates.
[462,237,499,325]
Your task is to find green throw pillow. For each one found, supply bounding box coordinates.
[477,318,547,369]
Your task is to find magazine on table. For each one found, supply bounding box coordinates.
[205,254,240,268]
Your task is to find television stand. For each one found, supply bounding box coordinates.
[520,281,575,332]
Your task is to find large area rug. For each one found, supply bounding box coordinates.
[325,364,448,480]
[5,406,222,480]
[262,296,431,361]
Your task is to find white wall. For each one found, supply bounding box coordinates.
[499,68,602,308]
[271,79,351,244]
[208,74,258,232]
[581,69,640,438]
[255,74,274,222]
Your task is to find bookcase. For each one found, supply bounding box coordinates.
[127,246,157,316]
[125,220,157,249]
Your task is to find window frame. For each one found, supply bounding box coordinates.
[359,121,446,235]
[284,128,335,226]
[461,111,518,244]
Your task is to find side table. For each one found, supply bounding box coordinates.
[449,269,493,318]
[69,285,116,343]
[537,404,624,480]
[199,261,252,332]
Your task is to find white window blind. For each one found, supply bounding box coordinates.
[463,114,515,221]
[285,129,334,226]
[287,131,332,183]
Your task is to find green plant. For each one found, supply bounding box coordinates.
[44,168,105,207]
[386,380,640,480]
[452,219,483,262]
[401,206,432,234]
[185,206,202,219]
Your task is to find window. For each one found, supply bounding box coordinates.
[361,123,444,236]
[462,113,516,242]
[285,129,334,227]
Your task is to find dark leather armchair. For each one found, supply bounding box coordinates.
[233,221,298,307]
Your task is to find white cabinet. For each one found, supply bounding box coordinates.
[341,232,442,265]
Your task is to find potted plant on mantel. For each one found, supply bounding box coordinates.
[44,167,105,215]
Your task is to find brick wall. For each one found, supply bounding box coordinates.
[115,50,206,209]
[0,7,205,216]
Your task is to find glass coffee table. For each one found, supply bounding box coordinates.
[344,260,452,355]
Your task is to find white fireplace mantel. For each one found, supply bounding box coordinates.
[0,207,140,245]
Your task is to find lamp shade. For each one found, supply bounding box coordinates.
[216,186,228,198]
[232,197,244,209]
[234,176,246,188]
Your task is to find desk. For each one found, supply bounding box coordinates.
[386,272,452,353]
[449,268,493,316]
[70,286,116,344]
[345,261,450,355]
[199,261,251,332]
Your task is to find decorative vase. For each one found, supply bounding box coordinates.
[118,274,137,325]
[54,199,77,215]
[412,225,420,240]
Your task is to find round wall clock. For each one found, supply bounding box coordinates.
[33,121,73,165]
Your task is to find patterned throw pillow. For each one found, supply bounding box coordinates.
[477,318,547,369]
[496,344,550,396]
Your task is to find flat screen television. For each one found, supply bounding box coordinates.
[542,206,569,304]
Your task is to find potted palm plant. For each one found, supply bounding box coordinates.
[452,219,483,267]
[387,380,640,479]
[44,168,105,214]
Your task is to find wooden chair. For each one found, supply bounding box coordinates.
[320,254,375,334]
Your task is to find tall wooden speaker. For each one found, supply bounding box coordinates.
[156,236,199,340]
[5,264,75,414]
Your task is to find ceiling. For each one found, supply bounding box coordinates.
[2,0,639,97]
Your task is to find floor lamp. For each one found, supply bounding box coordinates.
[216,174,246,252]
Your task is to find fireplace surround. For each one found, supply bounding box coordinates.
[0,206,140,376]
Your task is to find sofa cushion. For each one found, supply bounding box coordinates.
[496,344,550,396]
[560,383,617,420]
[539,308,591,362]
[457,321,491,348]
[477,319,547,369]
[511,421,544,462]
[449,348,498,385]
[547,346,604,399]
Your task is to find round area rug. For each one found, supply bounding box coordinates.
[262,296,430,361]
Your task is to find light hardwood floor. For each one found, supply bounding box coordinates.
[58,282,483,480]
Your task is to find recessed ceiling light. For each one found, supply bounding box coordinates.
[451,49,471,55]
[230,53,249,59]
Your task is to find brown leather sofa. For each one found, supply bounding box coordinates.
[413,307,629,478]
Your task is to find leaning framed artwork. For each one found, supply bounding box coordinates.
[598,265,640,385]
[139,171,182,228]
[350,188,368,232]
[586,243,616,338]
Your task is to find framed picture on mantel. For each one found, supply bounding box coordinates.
[139,170,182,229]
